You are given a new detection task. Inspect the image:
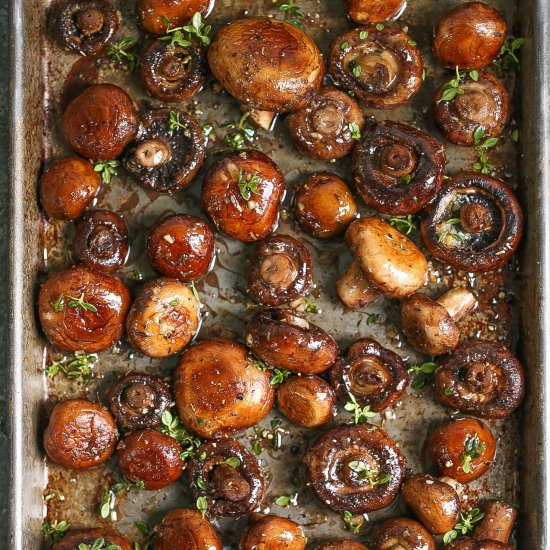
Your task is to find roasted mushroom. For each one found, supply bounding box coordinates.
[475,500,518,544]
[126,278,201,358]
[240,515,307,550]
[421,172,523,272]
[40,156,101,221]
[352,120,446,215]
[402,474,461,534]
[428,417,497,484]
[140,39,207,102]
[108,372,171,431]
[154,508,222,550]
[123,108,206,194]
[246,234,312,306]
[304,424,405,514]
[447,539,514,550]
[287,87,364,160]
[54,0,119,56]
[38,264,131,353]
[336,261,381,310]
[401,287,477,356]
[55,528,132,550]
[173,338,275,438]
[277,375,336,428]
[433,2,507,69]
[293,173,358,239]
[433,71,509,146]
[435,341,525,418]
[72,210,129,272]
[346,0,406,24]
[202,150,286,242]
[329,338,409,412]
[246,308,338,374]
[147,214,215,282]
[316,542,368,550]
[188,438,265,517]
[44,400,118,469]
[329,26,423,109]
[373,517,436,550]
[63,84,139,160]
[208,17,324,112]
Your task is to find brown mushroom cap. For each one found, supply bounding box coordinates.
[447,538,514,550]
[373,517,436,550]
[316,541,368,550]
[240,515,307,550]
[336,261,380,310]
[55,528,132,550]
[207,17,324,112]
[346,0,407,24]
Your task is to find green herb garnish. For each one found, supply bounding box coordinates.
[443,508,485,544]
[106,37,139,72]
[345,392,376,424]
[94,160,120,184]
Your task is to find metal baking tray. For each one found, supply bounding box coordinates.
[7,0,550,548]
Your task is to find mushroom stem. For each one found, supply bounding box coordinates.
[245,107,278,131]
[336,262,380,309]
[135,139,171,168]
[211,464,251,502]
[259,254,298,289]
[436,287,477,322]
[76,8,105,36]
[475,500,518,543]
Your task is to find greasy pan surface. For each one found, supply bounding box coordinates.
[7,0,550,548]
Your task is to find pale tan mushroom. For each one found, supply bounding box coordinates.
[336,261,380,309]
[475,500,518,544]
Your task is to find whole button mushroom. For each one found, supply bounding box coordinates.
[447,540,514,550]
[293,173,358,239]
[346,0,407,24]
[428,417,496,484]
[55,529,132,550]
[329,26,423,109]
[147,214,215,282]
[401,287,478,356]
[329,338,409,412]
[39,156,101,221]
[246,308,338,375]
[336,261,381,310]
[126,278,201,358]
[435,341,525,419]
[173,338,275,438]
[240,515,307,550]
[373,517,435,550]
[475,500,518,545]
[208,18,324,113]
[316,542,368,550]
[202,150,286,242]
[433,2,507,69]
[44,399,118,469]
[38,264,131,353]
[63,84,139,160]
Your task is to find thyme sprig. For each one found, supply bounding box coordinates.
[389,215,417,235]
[345,392,376,424]
[443,508,485,544]
[221,112,256,149]
[438,66,480,103]
[159,12,211,48]
[236,169,262,201]
[94,160,120,184]
[348,460,392,488]
[160,410,202,459]
[99,480,145,521]
[44,352,98,383]
[461,433,487,473]
[42,519,70,544]
[106,37,139,72]
[408,361,437,390]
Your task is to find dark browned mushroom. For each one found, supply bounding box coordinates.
[55,528,132,550]
[303,424,405,514]
[329,26,423,109]
[123,108,206,194]
[433,2,507,69]
[188,438,265,517]
[72,210,129,272]
[475,500,518,544]
[373,518,436,550]
[316,542,368,550]
[329,338,409,412]
[336,261,381,310]
[435,341,525,419]
[108,372,171,431]
[54,0,119,56]
[401,287,477,356]
[433,71,509,146]
[352,120,446,215]
[287,87,364,160]
[246,235,312,306]
[240,515,307,550]
[421,172,523,272]
[202,150,286,242]
[346,0,407,24]
[447,539,514,550]
[246,308,338,375]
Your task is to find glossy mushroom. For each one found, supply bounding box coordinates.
[246,308,338,375]
[428,417,497,484]
[63,84,139,160]
[303,424,405,514]
[39,156,101,221]
[55,528,132,550]
[123,108,206,194]
[352,120,446,215]
[293,172,357,239]
[188,438,265,517]
[72,210,129,272]
[277,375,336,428]
[202,150,286,242]
[173,338,275,438]
[126,277,200,358]
[240,515,307,550]
[435,340,525,418]
[54,0,119,56]
[373,517,436,550]
[108,372,171,431]
[346,0,406,24]
[316,542,368,550]
[38,264,131,353]
[287,87,364,160]
[246,234,312,306]
[329,338,409,412]
[43,399,118,469]
[336,261,380,310]
[329,26,423,109]
[401,287,477,356]
[476,500,518,544]
[208,18,324,113]
[433,2,507,69]
[447,539,514,550]
[421,172,523,272]
[147,214,215,282]
[433,71,509,146]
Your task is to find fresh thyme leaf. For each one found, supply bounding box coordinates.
[511,129,519,143]
[168,110,187,133]
[275,0,305,27]
[44,353,98,383]
[408,39,417,46]
[160,12,211,48]
[134,520,154,550]
[237,169,262,201]
[443,508,485,544]
[359,30,368,40]
[304,296,319,314]
[99,481,145,522]
[94,160,120,184]
[438,218,464,244]
[202,123,214,141]
[270,368,291,385]
[389,215,417,235]
[129,268,143,283]
[408,361,437,390]
[196,496,208,517]
[348,122,362,140]
[78,538,122,550]
[188,281,201,304]
[221,457,241,468]
[53,294,65,312]
[461,432,487,473]
[43,490,65,502]
[340,41,350,51]
[494,37,525,72]
[398,173,412,185]
[348,460,392,488]
[444,387,453,396]
[366,312,379,325]
[196,477,207,490]
[160,410,202,459]
[274,493,297,506]
[221,112,256,149]
[66,293,98,312]
[345,392,376,424]
[168,298,179,307]
[106,37,139,72]
[375,23,385,31]
[352,65,362,77]
[42,519,70,544]
[343,511,364,534]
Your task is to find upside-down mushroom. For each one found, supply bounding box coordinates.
[55,528,132,550]
[240,515,307,550]
[475,500,518,544]
[346,0,407,24]
[136,0,214,35]
[373,517,436,550]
